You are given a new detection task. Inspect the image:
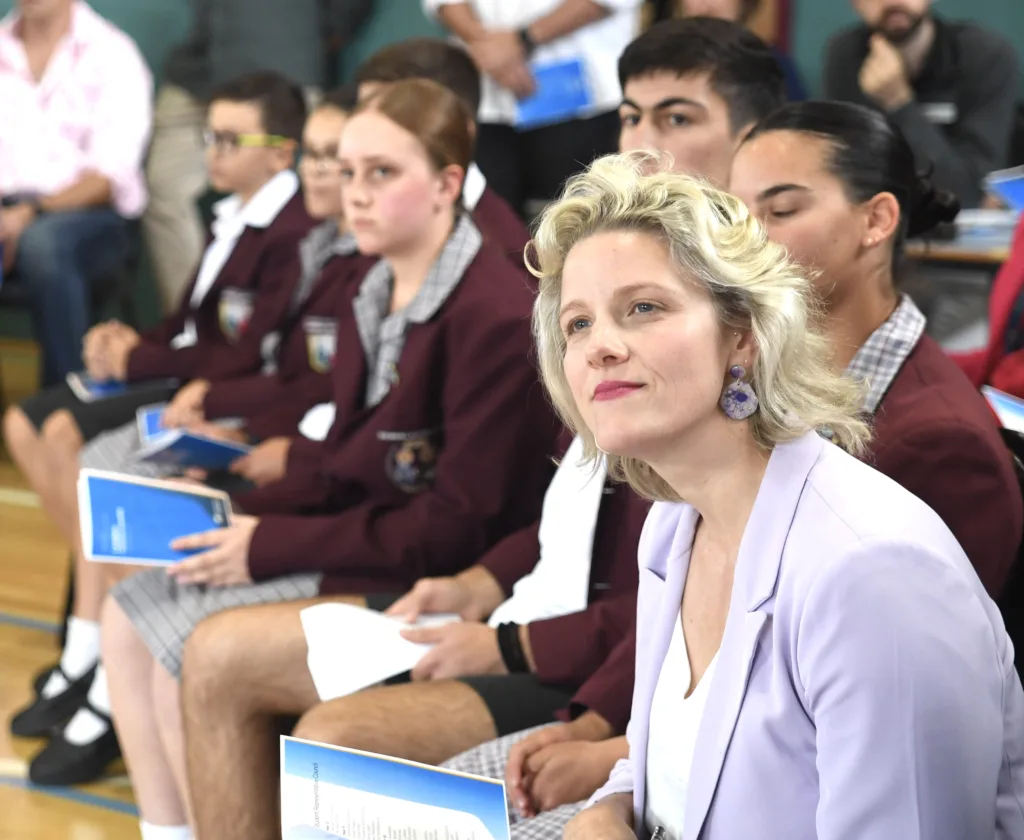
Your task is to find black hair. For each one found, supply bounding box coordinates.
[320,84,360,114]
[355,38,482,116]
[208,71,307,142]
[618,17,785,134]
[746,101,960,263]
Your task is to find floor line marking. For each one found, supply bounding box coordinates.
[0,486,40,508]
[0,774,139,816]
[0,610,60,634]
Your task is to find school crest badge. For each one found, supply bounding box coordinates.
[303,317,338,374]
[218,288,255,342]
[378,429,440,494]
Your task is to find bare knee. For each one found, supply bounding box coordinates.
[100,593,145,667]
[293,698,367,748]
[181,610,256,711]
[41,409,83,455]
[151,661,182,731]
[3,406,38,460]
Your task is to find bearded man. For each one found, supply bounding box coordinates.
[823,0,1018,208]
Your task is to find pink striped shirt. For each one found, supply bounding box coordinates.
[0,1,152,217]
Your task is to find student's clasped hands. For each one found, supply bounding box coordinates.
[82,320,140,381]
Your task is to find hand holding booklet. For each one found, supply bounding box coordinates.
[301,603,461,701]
[281,736,510,840]
[133,403,251,470]
[78,469,232,565]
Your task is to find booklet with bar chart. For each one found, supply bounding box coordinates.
[78,469,232,565]
[281,736,510,840]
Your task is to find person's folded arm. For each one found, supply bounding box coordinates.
[82,37,153,217]
[799,537,1008,839]
[558,626,636,734]
[246,311,557,585]
[527,591,636,688]
[127,241,299,383]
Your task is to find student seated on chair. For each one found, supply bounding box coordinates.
[171,18,786,840]
[5,87,374,788]
[0,0,152,387]
[4,71,314,775]
[353,37,532,269]
[948,215,1024,398]
[98,78,558,840]
[440,101,1024,839]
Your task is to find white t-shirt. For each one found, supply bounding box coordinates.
[423,0,642,125]
[644,612,719,840]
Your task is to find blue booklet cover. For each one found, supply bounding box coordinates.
[78,469,231,565]
[985,166,1024,212]
[66,372,129,402]
[136,403,170,444]
[281,737,510,840]
[983,386,1024,434]
[515,57,593,130]
[135,429,251,471]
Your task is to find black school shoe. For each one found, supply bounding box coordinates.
[32,663,58,696]
[28,701,121,786]
[9,664,96,738]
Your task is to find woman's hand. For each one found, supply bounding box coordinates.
[506,714,616,817]
[167,514,259,586]
[229,437,292,486]
[164,379,212,427]
[386,576,477,622]
[102,326,141,381]
[563,797,635,840]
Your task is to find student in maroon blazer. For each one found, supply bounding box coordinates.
[732,102,1022,597]
[100,79,558,840]
[2,72,314,602]
[353,37,532,269]
[950,216,1024,397]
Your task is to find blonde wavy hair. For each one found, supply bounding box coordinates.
[529,151,871,502]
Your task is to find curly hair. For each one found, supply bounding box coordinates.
[529,151,871,502]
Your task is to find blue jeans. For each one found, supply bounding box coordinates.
[13,208,130,387]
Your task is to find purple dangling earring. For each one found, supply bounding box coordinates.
[720,364,759,420]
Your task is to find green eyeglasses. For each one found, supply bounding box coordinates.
[202,129,292,154]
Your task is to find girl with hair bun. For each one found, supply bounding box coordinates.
[730,100,1021,599]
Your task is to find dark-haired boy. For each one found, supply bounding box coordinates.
[6,70,316,784]
[174,18,786,840]
[354,37,532,264]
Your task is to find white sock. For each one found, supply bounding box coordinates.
[41,616,100,698]
[63,665,111,746]
[139,823,194,840]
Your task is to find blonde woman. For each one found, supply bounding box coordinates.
[529,152,1024,840]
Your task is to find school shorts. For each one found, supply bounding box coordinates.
[19,381,178,444]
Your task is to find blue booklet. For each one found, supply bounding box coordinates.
[135,429,251,471]
[136,403,170,444]
[515,57,593,130]
[281,737,510,840]
[78,469,232,565]
[983,386,1024,434]
[985,166,1024,212]
[66,372,129,403]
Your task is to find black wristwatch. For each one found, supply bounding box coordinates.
[517,27,537,58]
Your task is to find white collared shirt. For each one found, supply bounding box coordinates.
[172,169,299,349]
[423,0,641,125]
[463,162,487,211]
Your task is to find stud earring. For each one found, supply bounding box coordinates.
[720,364,759,420]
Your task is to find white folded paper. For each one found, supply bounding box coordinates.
[300,603,460,701]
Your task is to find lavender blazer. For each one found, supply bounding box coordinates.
[592,431,1024,840]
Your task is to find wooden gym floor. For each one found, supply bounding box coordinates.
[0,339,139,839]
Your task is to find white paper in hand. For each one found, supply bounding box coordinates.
[300,603,460,701]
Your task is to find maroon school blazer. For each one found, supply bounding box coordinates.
[201,252,377,439]
[473,185,531,271]
[478,456,650,733]
[236,241,561,593]
[869,334,1022,597]
[126,193,316,383]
